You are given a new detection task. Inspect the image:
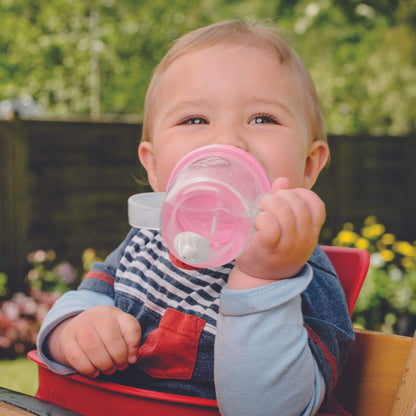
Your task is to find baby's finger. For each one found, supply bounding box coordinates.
[276,190,314,235]
[93,314,130,369]
[77,324,116,374]
[292,188,326,230]
[271,177,290,193]
[63,336,100,378]
[253,210,282,246]
[258,192,297,242]
[116,312,142,365]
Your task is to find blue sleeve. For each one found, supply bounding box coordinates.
[214,264,325,416]
[36,228,138,374]
[36,290,115,374]
[77,228,140,295]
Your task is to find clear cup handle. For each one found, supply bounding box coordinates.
[128,192,165,230]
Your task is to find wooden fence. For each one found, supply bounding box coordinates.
[1,117,415,293]
[0,116,148,293]
[315,134,416,244]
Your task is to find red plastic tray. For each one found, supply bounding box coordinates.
[29,350,345,415]
[28,350,220,416]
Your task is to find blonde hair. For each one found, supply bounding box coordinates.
[141,19,326,145]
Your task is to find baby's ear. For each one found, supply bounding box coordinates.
[138,141,159,192]
[303,140,329,189]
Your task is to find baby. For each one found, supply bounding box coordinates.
[38,19,353,416]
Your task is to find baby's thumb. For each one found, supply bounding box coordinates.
[271,177,290,193]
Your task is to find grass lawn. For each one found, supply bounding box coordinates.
[0,357,38,396]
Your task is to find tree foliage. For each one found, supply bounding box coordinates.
[0,0,415,135]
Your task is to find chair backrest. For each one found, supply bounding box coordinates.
[389,331,416,416]
[335,329,413,416]
[321,245,370,316]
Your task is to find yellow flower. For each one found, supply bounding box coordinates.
[355,238,370,250]
[401,257,415,271]
[364,215,378,226]
[361,224,385,239]
[343,222,354,231]
[370,224,385,237]
[381,233,396,245]
[361,226,372,239]
[381,249,395,262]
[394,241,416,257]
[336,230,359,245]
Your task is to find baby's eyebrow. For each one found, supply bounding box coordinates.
[164,97,294,120]
[165,100,209,118]
[247,97,294,118]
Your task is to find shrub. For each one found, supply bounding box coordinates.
[26,249,79,293]
[0,289,60,359]
[333,216,416,335]
[0,248,101,359]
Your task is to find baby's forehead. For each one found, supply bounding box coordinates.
[160,44,305,105]
[158,42,294,85]
[172,38,286,67]
[152,44,288,107]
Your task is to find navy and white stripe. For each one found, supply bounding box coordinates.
[114,229,231,335]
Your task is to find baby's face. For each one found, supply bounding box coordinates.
[139,44,327,192]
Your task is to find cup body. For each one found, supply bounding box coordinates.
[161,145,270,268]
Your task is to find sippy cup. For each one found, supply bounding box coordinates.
[128,144,271,268]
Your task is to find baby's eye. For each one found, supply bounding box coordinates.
[249,114,278,125]
[181,117,208,125]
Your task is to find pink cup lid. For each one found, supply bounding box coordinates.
[167,144,271,194]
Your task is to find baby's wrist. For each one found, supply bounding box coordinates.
[47,317,72,366]
[227,266,290,290]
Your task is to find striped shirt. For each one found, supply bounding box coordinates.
[112,228,231,336]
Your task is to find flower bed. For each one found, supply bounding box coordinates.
[333,216,416,335]
[0,248,101,359]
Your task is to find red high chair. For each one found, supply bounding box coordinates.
[319,245,369,316]
[28,246,369,416]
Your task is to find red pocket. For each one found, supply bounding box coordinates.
[137,308,206,380]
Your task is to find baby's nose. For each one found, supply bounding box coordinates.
[211,131,248,151]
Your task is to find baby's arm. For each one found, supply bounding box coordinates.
[38,228,142,376]
[214,179,345,415]
[215,267,325,416]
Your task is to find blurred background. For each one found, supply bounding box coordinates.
[0,0,416,390]
[1,0,415,131]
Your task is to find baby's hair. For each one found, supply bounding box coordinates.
[141,19,326,145]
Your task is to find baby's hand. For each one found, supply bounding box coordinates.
[230,177,326,288]
[48,306,141,378]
